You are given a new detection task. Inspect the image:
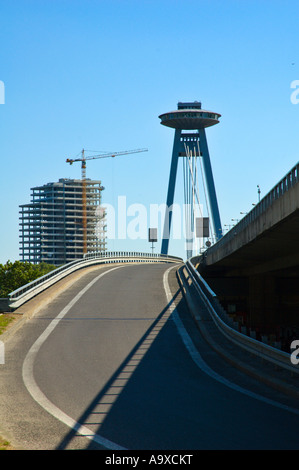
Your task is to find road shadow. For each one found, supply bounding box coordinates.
[55,285,190,450]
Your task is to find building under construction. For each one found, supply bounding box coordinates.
[19,178,107,265]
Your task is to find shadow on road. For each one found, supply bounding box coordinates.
[56,285,186,450]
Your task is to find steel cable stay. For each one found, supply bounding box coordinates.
[182,140,214,258]
[183,144,192,258]
[197,140,214,244]
[183,143,203,258]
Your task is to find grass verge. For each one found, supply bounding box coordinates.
[0,314,16,335]
[0,315,15,450]
[0,437,13,450]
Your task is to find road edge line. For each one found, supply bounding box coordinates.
[22,265,126,450]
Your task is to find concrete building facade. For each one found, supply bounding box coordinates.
[19,178,107,265]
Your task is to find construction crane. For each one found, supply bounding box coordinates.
[66,147,148,255]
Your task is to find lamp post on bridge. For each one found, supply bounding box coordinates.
[257,185,261,202]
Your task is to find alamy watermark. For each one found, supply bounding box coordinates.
[0,80,4,104]
[290,340,299,365]
[95,196,210,250]
[290,80,299,104]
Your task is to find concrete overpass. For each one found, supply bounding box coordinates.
[192,162,299,349]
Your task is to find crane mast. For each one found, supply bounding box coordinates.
[81,149,87,254]
[66,147,148,255]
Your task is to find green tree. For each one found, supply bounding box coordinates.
[0,261,56,298]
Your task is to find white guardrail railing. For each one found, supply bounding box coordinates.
[185,259,299,376]
[8,252,183,310]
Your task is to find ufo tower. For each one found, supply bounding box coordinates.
[159,101,222,256]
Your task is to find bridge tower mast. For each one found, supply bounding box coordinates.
[159,101,222,257]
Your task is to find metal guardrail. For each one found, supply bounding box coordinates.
[185,259,299,376]
[207,161,299,255]
[8,252,183,309]
[83,251,183,261]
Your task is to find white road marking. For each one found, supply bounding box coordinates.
[22,265,127,450]
[163,265,299,416]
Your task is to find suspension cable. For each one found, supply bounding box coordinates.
[197,140,213,243]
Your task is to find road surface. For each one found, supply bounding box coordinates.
[1,262,299,450]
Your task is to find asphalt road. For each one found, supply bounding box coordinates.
[1,262,299,450]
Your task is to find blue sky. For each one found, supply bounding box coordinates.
[0,0,298,263]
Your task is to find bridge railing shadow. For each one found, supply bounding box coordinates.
[55,287,183,450]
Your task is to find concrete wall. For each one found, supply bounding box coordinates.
[0,298,10,312]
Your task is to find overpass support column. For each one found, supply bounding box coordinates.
[248,275,278,330]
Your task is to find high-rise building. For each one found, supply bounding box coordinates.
[19,178,107,265]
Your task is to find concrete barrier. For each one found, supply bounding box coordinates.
[184,259,299,377]
[8,252,183,310]
[0,298,10,313]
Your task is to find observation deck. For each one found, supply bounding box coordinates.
[159,101,221,130]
